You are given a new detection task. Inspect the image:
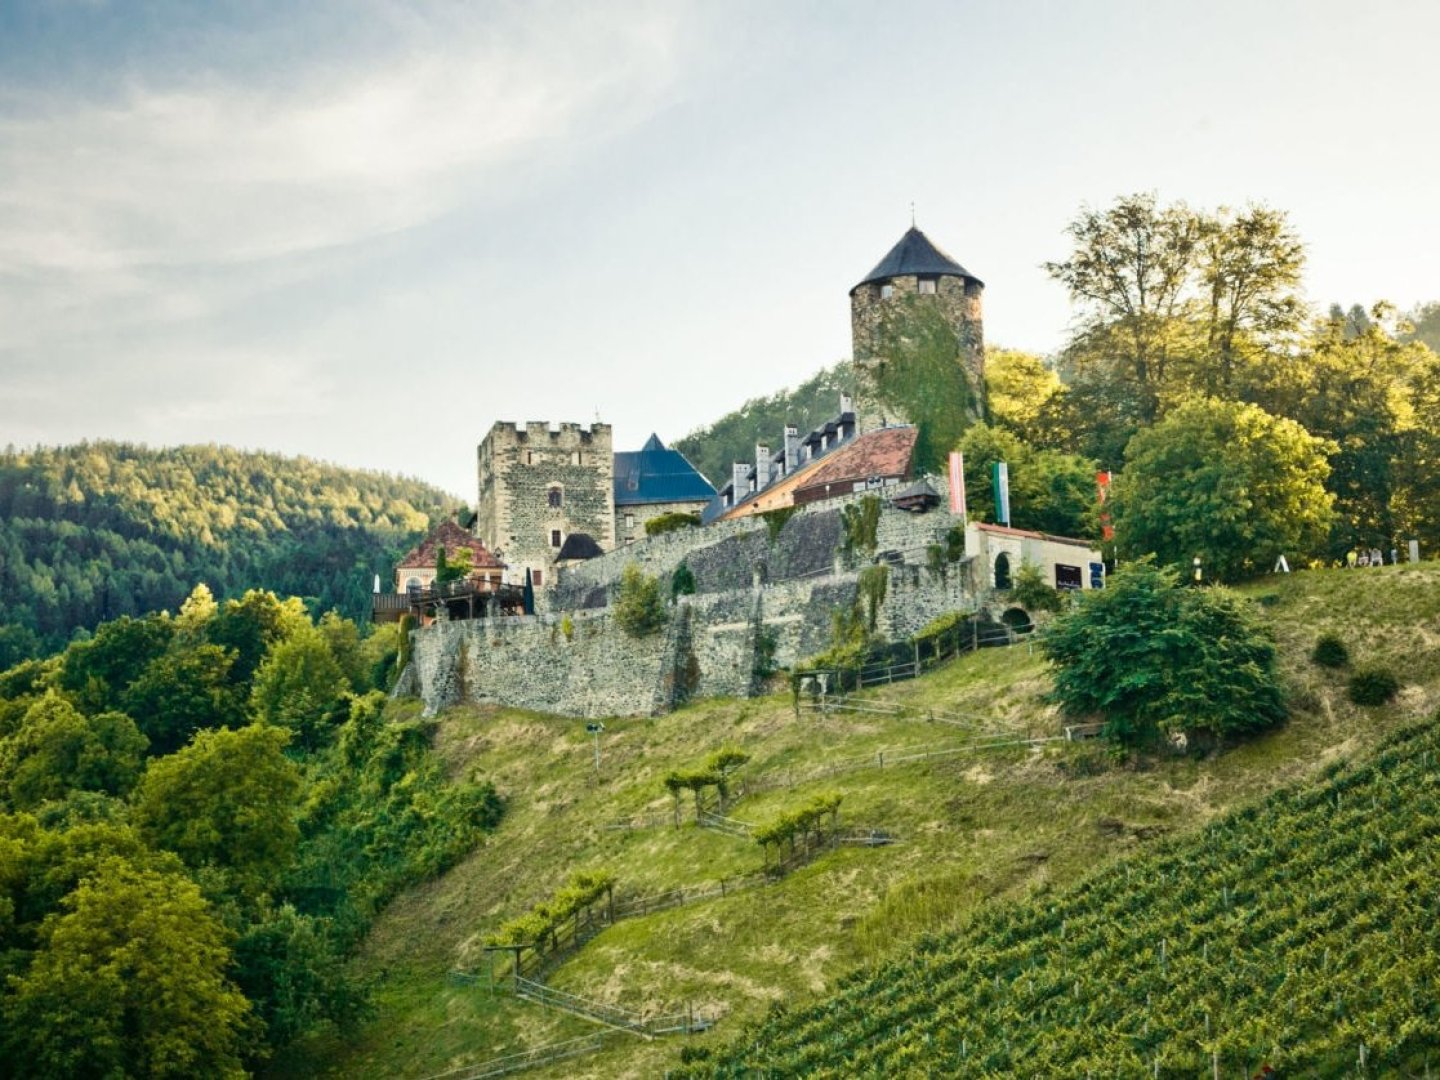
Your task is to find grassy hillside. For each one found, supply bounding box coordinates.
[0,442,459,662]
[299,563,1440,1079]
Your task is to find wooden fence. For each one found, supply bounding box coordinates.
[417,1032,609,1080]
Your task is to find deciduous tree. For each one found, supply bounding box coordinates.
[0,692,147,809]
[120,642,245,755]
[132,724,302,900]
[250,624,349,748]
[958,423,1099,539]
[2,858,254,1079]
[1041,561,1285,743]
[1112,398,1333,579]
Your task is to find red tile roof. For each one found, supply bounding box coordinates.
[397,520,504,570]
[716,425,919,521]
[794,426,918,496]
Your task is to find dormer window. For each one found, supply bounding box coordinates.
[918,276,937,295]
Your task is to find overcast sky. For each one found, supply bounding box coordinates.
[2,0,1437,497]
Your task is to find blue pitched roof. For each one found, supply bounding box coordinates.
[614,435,717,506]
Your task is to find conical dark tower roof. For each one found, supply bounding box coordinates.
[852,226,982,292]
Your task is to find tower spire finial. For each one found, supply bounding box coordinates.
[910,201,915,228]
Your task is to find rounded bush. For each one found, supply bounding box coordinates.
[1311,633,1349,669]
[1348,666,1399,706]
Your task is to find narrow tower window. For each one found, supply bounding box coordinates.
[548,486,563,508]
[880,283,894,299]
[918,276,937,295]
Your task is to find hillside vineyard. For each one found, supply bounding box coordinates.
[688,717,1440,1077]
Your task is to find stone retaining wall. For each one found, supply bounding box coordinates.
[410,495,983,718]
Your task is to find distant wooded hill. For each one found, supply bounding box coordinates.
[672,361,855,488]
[0,442,459,663]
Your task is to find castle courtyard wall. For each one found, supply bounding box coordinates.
[411,494,986,718]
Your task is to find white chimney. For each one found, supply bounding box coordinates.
[784,425,800,473]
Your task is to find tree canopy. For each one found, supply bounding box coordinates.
[0,585,502,1069]
[1112,398,1334,580]
[958,423,1099,540]
[1041,561,1286,744]
[674,362,855,488]
[2,858,254,1079]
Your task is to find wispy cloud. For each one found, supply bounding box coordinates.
[0,3,692,345]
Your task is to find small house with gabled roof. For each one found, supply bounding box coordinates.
[393,520,505,593]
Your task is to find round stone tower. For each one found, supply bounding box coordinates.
[849,225,985,433]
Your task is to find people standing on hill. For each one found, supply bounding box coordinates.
[1358,551,1370,567]
[1392,547,1399,565]
[1346,549,1358,568]
[1371,547,1384,567]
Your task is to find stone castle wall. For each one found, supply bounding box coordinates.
[476,421,614,589]
[409,570,867,719]
[410,495,982,718]
[551,486,958,612]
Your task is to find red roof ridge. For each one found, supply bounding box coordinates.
[397,519,505,569]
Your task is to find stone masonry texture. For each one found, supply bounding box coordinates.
[410,491,988,719]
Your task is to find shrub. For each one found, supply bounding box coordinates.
[913,609,971,645]
[614,564,667,638]
[671,561,696,600]
[645,512,701,537]
[1041,561,1286,744]
[1348,666,1399,706]
[1010,560,1062,613]
[1311,633,1349,669]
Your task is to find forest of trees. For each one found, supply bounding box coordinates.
[0,589,501,1076]
[0,443,460,665]
[673,363,855,488]
[949,195,1440,577]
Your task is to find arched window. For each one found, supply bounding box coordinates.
[547,486,562,508]
[994,552,1012,591]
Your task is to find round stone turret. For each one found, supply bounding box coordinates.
[849,226,985,432]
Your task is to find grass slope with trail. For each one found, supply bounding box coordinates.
[305,563,1440,1079]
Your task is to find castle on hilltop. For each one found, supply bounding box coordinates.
[468,224,988,584]
[387,222,1104,719]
